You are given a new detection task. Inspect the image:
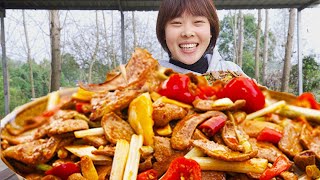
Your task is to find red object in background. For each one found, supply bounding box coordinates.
[198,115,227,137]
[157,74,223,104]
[158,74,197,104]
[75,102,85,113]
[137,169,158,180]
[158,74,219,104]
[260,156,291,180]
[75,102,91,113]
[45,162,80,180]
[42,107,59,118]
[197,85,219,98]
[256,127,283,144]
[161,157,201,180]
[295,92,320,110]
[217,77,265,113]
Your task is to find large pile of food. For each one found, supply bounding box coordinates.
[1,48,320,180]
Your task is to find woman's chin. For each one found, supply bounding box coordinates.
[178,55,202,65]
[179,59,199,65]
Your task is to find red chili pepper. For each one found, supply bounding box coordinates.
[75,102,84,113]
[217,77,265,113]
[158,74,198,104]
[198,85,218,98]
[137,169,158,180]
[161,157,201,180]
[75,102,91,113]
[260,156,291,180]
[45,162,80,180]
[295,92,320,110]
[42,106,60,118]
[158,74,218,104]
[198,115,227,137]
[256,127,283,144]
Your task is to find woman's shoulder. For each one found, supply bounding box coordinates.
[204,47,243,74]
[222,60,243,71]
[206,56,244,74]
[157,59,171,67]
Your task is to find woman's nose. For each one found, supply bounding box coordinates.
[181,25,195,37]
[181,31,195,37]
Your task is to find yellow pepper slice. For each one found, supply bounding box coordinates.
[128,92,154,145]
[72,88,94,102]
[155,124,172,136]
[157,96,192,109]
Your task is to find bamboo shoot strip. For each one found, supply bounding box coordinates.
[246,100,286,120]
[123,134,143,180]
[74,127,104,138]
[190,157,268,174]
[110,139,130,180]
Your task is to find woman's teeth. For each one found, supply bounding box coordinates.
[179,43,197,49]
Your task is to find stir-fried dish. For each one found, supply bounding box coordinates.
[1,48,320,180]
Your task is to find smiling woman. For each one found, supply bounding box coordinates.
[164,12,211,66]
[156,0,245,75]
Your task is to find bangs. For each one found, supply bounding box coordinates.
[184,0,208,17]
[166,0,208,20]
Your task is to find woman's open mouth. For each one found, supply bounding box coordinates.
[179,43,198,50]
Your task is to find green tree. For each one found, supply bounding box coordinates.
[290,55,320,100]
[218,14,237,62]
[61,53,81,87]
[7,60,31,111]
[242,51,255,77]
[91,61,110,84]
[219,13,257,62]
[218,13,276,81]
[218,13,260,78]
[1,57,53,117]
[34,59,51,97]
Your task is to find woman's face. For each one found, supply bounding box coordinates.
[165,12,211,65]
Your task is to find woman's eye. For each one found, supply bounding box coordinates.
[194,20,208,27]
[195,20,205,24]
[171,21,181,25]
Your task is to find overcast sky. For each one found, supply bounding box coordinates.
[300,6,320,54]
